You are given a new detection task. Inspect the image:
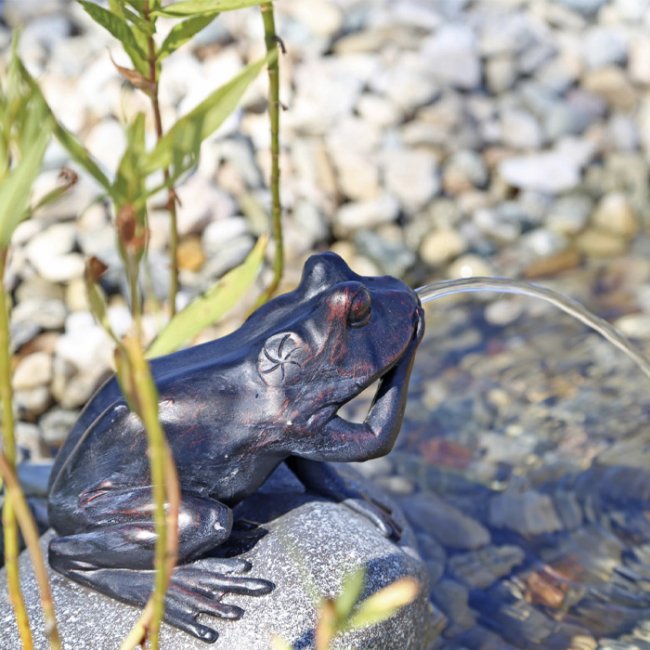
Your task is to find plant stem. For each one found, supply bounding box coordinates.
[143,0,179,317]
[127,256,143,342]
[0,247,32,649]
[117,337,180,650]
[256,2,283,307]
[0,453,61,650]
[119,448,180,650]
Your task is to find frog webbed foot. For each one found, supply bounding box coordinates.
[287,458,403,540]
[49,490,273,642]
[165,558,274,642]
[342,496,403,541]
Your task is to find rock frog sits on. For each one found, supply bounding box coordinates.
[48,252,425,643]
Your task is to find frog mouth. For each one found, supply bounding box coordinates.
[337,306,423,425]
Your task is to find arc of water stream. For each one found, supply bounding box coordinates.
[415,277,650,382]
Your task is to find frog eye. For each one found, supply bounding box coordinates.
[348,287,372,328]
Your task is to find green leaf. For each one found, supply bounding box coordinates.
[142,51,275,174]
[270,636,294,650]
[17,61,113,194]
[345,578,420,631]
[78,1,148,75]
[113,113,146,204]
[125,0,147,12]
[157,13,219,60]
[154,0,269,17]
[0,123,50,246]
[335,569,365,621]
[147,235,267,357]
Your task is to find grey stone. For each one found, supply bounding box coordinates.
[11,299,67,333]
[582,26,628,69]
[383,149,440,212]
[200,234,254,282]
[3,0,70,25]
[39,407,81,446]
[288,56,374,134]
[500,107,543,149]
[423,25,481,90]
[489,490,563,537]
[372,52,441,114]
[399,490,491,550]
[430,579,475,635]
[499,149,583,194]
[202,217,249,257]
[442,150,488,194]
[449,545,525,589]
[334,195,400,235]
[554,0,608,15]
[354,230,415,278]
[0,467,440,649]
[520,227,568,257]
[547,194,593,235]
[543,93,602,140]
[13,352,53,392]
[14,385,52,418]
[15,423,43,461]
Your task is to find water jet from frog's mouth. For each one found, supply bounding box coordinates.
[415,277,650,382]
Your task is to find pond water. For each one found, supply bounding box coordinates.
[344,271,650,649]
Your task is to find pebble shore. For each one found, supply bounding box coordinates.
[2,0,650,648]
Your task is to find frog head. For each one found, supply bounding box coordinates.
[253,253,424,425]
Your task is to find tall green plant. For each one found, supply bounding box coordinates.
[13,1,284,646]
[0,39,67,650]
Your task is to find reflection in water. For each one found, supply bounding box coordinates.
[349,278,650,648]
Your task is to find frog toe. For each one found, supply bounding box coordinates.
[164,602,220,643]
[343,497,403,541]
[190,556,252,574]
[173,561,274,597]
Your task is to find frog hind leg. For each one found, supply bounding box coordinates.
[49,488,274,643]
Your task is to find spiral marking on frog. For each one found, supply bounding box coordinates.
[258,332,306,386]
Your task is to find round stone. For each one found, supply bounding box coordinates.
[420,229,466,266]
[13,352,53,391]
[591,192,638,239]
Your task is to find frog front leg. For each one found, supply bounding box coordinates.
[287,457,402,540]
[49,487,273,642]
[302,310,423,464]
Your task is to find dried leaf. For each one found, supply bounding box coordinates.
[110,54,155,94]
[314,599,337,650]
[86,256,109,283]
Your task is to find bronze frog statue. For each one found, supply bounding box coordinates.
[48,252,425,642]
